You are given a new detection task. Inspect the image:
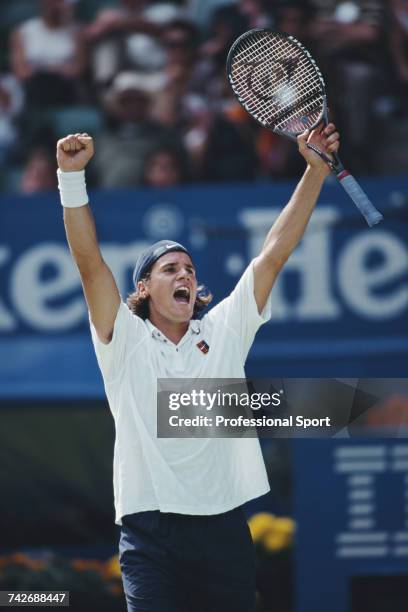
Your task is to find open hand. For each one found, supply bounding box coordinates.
[297,123,340,175]
[57,133,94,172]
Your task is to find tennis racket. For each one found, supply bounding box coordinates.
[226,29,383,227]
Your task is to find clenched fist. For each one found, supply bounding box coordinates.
[57,133,94,172]
[297,123,340,176]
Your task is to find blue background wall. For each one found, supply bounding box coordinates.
[0,176,407,397]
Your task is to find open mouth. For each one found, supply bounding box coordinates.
[173,286,190,304]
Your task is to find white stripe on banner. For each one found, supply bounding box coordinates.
[337,546,388,558]
[336,533,387,544]
[335,447,386,459]
[335,461,386,473]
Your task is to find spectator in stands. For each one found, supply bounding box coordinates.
[144,1,187,25]
[307,0,384,173]
[148,15,260,181]
[0,72,24,164]
[10,0,86,107]
[143,146,189,187]
[389,0,408,88]
[20,147,57,194]
[84,0,149,43]
[91,71,184,187]
[275,3,308,40]
[201,0,273,69]
[161,17,198,80]
[151,19,200,128]
[83,0,164,88]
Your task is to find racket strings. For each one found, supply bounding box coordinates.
[232,34,321,111]
[232,44,321,126]
[232,63,321,128]
[234,34,318,98]
[238,61,320,117]
[230,32,324,132]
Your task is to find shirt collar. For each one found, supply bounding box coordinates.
[145,318,201,343]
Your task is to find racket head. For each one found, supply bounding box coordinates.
[226,28,327,138]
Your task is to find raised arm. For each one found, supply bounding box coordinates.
[253,123,340,312]
[57,133,120,343]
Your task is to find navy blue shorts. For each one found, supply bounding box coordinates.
[119,507,256,612]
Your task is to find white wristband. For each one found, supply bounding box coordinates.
[57,169,89,208]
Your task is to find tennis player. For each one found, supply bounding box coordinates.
[56,123,339,612]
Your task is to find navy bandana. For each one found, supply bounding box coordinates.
[132,240,191,286]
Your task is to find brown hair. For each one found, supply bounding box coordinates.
[127,272,213,320]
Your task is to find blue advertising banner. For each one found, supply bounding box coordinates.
[0,176,407,397]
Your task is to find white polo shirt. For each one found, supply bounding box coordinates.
[90,260,271,524]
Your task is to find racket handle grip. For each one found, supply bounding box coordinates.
[337,171,383,227]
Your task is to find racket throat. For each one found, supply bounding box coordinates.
[306,143,343,174]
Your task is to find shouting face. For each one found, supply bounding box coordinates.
[138,251,197,326]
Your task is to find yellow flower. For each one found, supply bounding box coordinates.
[104,555,122,579]
[274,517,295,535]
[248,512,276,542]
[264,532,289,551]
[248,513,295,552]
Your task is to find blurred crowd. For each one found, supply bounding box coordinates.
[0,0,407,195]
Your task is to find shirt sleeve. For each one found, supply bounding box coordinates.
[89,301,147,383]
[206,260,272,361]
